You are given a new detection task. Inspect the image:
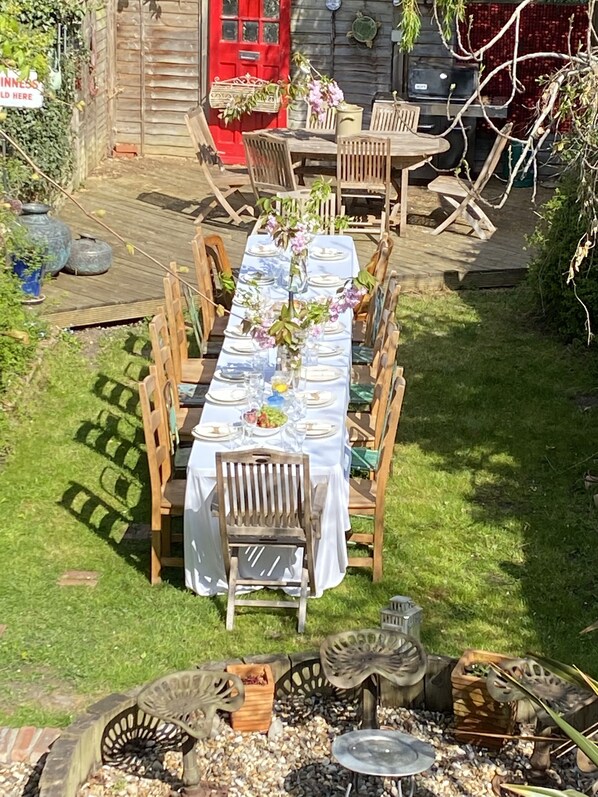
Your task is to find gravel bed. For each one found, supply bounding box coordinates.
[2,696,593,797]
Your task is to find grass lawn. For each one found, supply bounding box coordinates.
[1,288,598,727]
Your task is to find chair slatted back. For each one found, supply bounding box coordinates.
[370,101,420,133]
[216,449,312,536]
[192,230,216,338]
[353,234,394,317]
[185,105,224,171]
[336,135,391,192]
[473,122,513,193]
[139,369,173,527]
[271,190,339,235]
[163,272,189,383]
[243,132,298,198]
[365,272,400,348]
[149,312,180,402]
[371,326,401,449]
[375,374,406,494]
[204,234,233,283]
[305,103,337,133]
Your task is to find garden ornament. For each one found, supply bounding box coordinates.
[347,11,381,48]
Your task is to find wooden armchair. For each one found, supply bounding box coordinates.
[214,449,328,633]
[336,135,392,235]
[185,105,253,225]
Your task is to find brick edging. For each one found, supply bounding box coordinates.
[0,726,61,766]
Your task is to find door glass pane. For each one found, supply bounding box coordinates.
[263,22,279,43]
[222,20,238,40]
[222,0,238,15]
[242,21,259,41]
[262,0,279,18]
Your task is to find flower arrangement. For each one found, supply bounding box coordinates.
[219,53,344,125]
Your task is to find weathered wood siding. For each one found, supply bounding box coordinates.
[115,0,206,156]
[291,0,395,120]
[72,1,115,187]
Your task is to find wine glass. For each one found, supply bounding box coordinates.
[241,403,259,445]
[271,369,291,399]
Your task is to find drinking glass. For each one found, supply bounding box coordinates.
[245,370,264,406]
[241,403,259,445]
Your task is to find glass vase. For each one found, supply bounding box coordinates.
[287,251,308,294]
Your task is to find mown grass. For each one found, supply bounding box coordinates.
[1,289,598,727]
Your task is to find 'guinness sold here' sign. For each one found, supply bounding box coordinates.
[0,71,44,108]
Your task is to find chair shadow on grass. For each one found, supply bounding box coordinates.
[94,373,142,416]
[75,413,145,476]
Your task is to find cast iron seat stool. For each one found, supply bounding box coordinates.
[487,657,596,777]
[320,628,427,729]
[137,669,245,796]
[332,728,435,797]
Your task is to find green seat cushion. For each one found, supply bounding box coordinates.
[174,444,192,477]
[351,344,374,365]
[178,382,208,408]
[349,383,374,411]
[350,446,379,477]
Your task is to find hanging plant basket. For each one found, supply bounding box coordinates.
[346,11,381,48]
[209,76,281,114]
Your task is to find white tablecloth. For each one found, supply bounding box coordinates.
[184,234,358,597]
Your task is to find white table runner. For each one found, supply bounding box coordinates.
[184,234,358,597]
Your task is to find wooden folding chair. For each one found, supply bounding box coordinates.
[191,230,230,341]
[139,368,186,584]
[149,311,211,409]
[347,374,407,581]
[370,100,422,235]
[243,132,304,202]
[185,105,254,225]
[336,135,392,235]
[428,122,513,239]
[214,449,328,633]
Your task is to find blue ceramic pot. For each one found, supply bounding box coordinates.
[18,202,72,276]
[12,257,43,298]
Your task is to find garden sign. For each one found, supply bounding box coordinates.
[0,71,44,108]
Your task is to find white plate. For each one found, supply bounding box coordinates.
[246,243,278,257]
[206,387,247,405]
[192,423,237,441]
[323,320,345,336]
[301,365,343,382]
[317,344,343,358]
[305,390,334,408]
[214,367,248,383]
[224,324,250,339]
[239,273,275,285]
[311,246,346,261]
[223,340,257,355]
[308,274,345,288]
[297,421,338,439]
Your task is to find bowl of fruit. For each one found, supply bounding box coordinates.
[252,405,288,436]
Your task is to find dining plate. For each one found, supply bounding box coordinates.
[317,343,343,358]
[297,421,338,439]
[224,324,250,339]
[305,390,334,408]
[214,366,250,382]
[192,423,237,441]
[246,243,278,257]
[311,246,346,261]
[301,365,343,382]
[323,320,345,335]
[223,340,257,355]
[239,272,275,286]
[308,274,345,289]
[206,387,247,405]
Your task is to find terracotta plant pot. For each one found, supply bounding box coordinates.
[227,663,275,733]
[451,649,515,750]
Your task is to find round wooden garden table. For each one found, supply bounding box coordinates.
[262,128,451,235]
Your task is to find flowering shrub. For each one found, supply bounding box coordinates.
[307,78,344,123]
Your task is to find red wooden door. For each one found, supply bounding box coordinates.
[208,0,289,164]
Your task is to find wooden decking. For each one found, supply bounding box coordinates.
[44,156,549,327]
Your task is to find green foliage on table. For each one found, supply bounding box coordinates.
[527,175,598,344]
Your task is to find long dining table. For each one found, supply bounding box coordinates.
[259,128,451,235]
[184,234,360,598]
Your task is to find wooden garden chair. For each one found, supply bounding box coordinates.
[428,122,513,239]
[214,449,328,633]
[352,232,394,321]
[305,102,338,132]
[353,271,400,359]
[185,105,254,225]
[149,311,211,409]
[191,230,230,341]
[347,374,407,582]
[336,135,392,235]
[242,132,304,202]
[349,319,400,412]
[252,189,340,235]
[370,100,422,235]
[164,267,222,360]
[297,102,338,180]
[203,233,237,310]
[139,368,186,584]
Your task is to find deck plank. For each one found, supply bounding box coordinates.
[42,156,548,327]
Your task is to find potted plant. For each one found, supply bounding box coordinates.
[226,663,275,733]
[1,197,47,303]
[451,649,515,749]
